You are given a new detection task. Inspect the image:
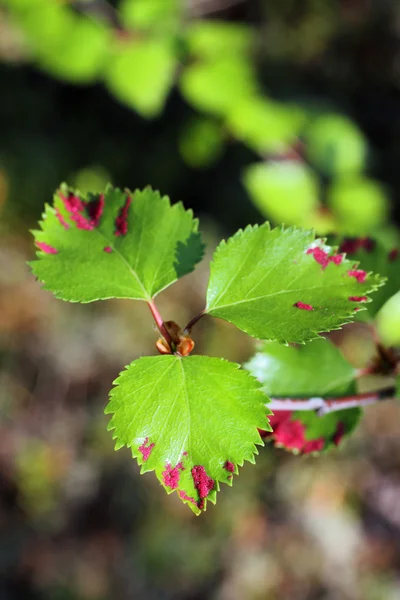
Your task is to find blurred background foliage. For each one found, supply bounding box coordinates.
[1,0,400,599]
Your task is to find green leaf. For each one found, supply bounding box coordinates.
[328,176,388,235]
[119,0,182,33]
[179,116,225,169]
[105,39,176,118]
[180,58,258,116]
[105,355,270,514]
[30,184,204,303]
[243,161,320,226]
[245,338,356,397]
[376,291,400,347]
[227,97,306,154]
[206,224,383,343]
[396,376,400,400]
[306,113,367,176]
[7,0,109,83]
[245,338,360,454]
[186,20,255,59]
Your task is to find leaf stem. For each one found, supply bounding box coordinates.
[268,387,395,415]
[147,300,172,346]
[184,309,206,333]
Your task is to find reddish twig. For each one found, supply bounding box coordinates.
[184,309,206,333]
[269,387,396,415]
[147,300,172,347]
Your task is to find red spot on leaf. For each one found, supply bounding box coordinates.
[138,437,155,462]
[162,462,184,490]
[191,465,215,509]
[104,246,113,253]
[224,461,235,473]
[55,209,69,229]
[303,438,325,454]
[307,246,330,268]
[294,302,313,311]
[115,196,132,236]
[388,248,398,261]
[348,269,367,283]
[36,242,58,254]
[183,451,188,457]
[307,246,344,269]
[332,422,345,446]
[349,296,367,302]
[329,253,344,265]
[178,490,196,504]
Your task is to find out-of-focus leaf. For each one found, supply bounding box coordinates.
[179,117,225,168]
[376,291,400,347]
[106,39,176,118]
[246,338,356,397]
[328,176,388,235]
[106,355,270,514]
[186,20,255,59]
[206,225,384,343]
[119,0,182,33]
[227,97,306,153]
[245,338,360,454]
[7,0,109,82]
[306,113,367,176]
[180,58,258,116]
[243,161,320,226]
[30,185,204,302]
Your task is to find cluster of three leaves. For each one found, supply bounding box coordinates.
[31,185,383,514]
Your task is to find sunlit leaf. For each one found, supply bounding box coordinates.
[106,355,270,514]
[243,161,320,226]
[186,20,255,59]
[30,184,204,302]
[228,97,306,153]
[180,58,258,116]
[306,113,367,176]
[376,291,400,347]
[206,224,383,343]
[328,176,388,235]
[106,39,176,118]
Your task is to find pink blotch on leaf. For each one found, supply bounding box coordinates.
[339,237,375,254]
[294,301,313,311]
[104,246,113,253]
[191,465,215,510]
[303,438,325,454]
[349,296,367,302]
[348,269,367,283]
[36,241,58,254]
[388,248,399,262]
[224,461,235,473]
[274,418,306,451]
[178,490,196,505]
[162,462,184,490]
[332,422,345,446]
[60,191,105,231]
[307,246,330,269]
[55,209,69,229]
[115,196,132,236]
[138,437,155,462]
[307,247,344,269]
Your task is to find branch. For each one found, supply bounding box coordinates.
[269,387,396,415]
[188,0,247,17]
